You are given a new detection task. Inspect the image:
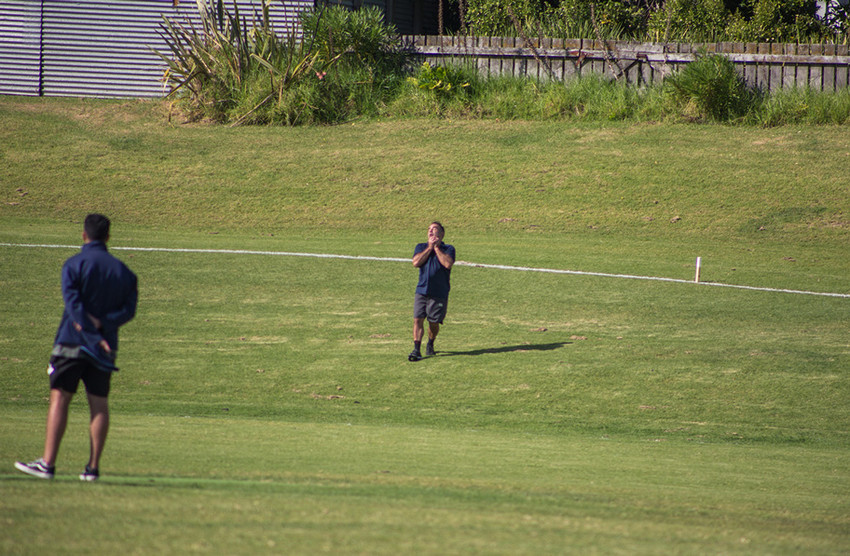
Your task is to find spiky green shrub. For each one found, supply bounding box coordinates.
[300,5,408,74]
[154,1,259,121]
[154,3,410,125]
[154,0,333,123]
[665,52,756,122]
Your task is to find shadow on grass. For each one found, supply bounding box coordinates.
[439,342,571,357]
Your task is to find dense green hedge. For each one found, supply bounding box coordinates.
[457,0,849,43]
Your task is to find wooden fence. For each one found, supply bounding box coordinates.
[408,36,850,93]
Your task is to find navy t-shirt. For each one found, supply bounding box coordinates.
[414,242,455,299]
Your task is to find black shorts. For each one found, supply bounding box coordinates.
[414,293,448,324]
[48,355,111,397]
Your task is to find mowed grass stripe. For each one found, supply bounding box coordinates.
[3,413,849,554]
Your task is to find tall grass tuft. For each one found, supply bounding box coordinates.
[753,86,850,126]
[391,70,669,123]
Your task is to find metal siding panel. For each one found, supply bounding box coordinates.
[36,0,311,98]
[389,0,415,34]
[420,0,439,35]
[43,1,167,97]
[0,1,42,95]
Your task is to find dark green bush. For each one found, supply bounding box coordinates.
[460,0,847,43]
[552,0,647,38]
[299,6,409,75]
[665,52,756,121]
[733,0,826,42]
[463,0,549,36]
[647,0,731,42]
[294,6,412,123]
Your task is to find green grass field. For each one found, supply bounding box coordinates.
[1,96,849,554]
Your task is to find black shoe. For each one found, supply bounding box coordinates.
[408,349,422,361]
[425,344,436,357]
[15,459,55,480]
[80,465,99,482]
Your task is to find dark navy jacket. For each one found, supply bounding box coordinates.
[54,241,138,371]
[414,242,455,299]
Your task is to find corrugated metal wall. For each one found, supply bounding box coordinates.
[0,0,313,98]
[0,1,447,98]
[387,0,415,36]
[42,0,180,98]
[0,1,43,95]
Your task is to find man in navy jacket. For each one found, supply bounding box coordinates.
[16,214,138,481]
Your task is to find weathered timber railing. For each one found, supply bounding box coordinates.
[406,36,850,93]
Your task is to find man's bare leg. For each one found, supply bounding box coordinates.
[43,388,74,466]
[86,393,109,472]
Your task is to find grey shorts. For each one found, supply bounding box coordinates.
[414,294,448,324]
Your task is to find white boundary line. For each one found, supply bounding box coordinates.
[3,242,849,299]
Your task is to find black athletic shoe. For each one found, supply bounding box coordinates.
[408,349,422,361]
[15,459,55,480]
[425,344,436,357]
[80,465,99,482]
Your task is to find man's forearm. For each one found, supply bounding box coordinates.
[412,247,433,267]
[433,246,454,269]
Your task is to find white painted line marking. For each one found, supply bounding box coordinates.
[2,242,848,298]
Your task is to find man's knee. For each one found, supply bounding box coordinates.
[50,388,74,406]
[87,393,109,415]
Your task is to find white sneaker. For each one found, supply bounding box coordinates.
[15,459,55,479]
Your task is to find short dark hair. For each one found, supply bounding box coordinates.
[431,221,445,235]
[84,214,111,242]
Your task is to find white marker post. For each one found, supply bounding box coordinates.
[695,257,702,283]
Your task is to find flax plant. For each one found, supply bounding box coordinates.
[153,0,337,124]
[154,0,258,121]
[154,3,408,125]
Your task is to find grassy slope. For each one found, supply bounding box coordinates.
[1,97,849,554]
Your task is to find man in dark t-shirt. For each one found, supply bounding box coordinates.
[410,221,455,361]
